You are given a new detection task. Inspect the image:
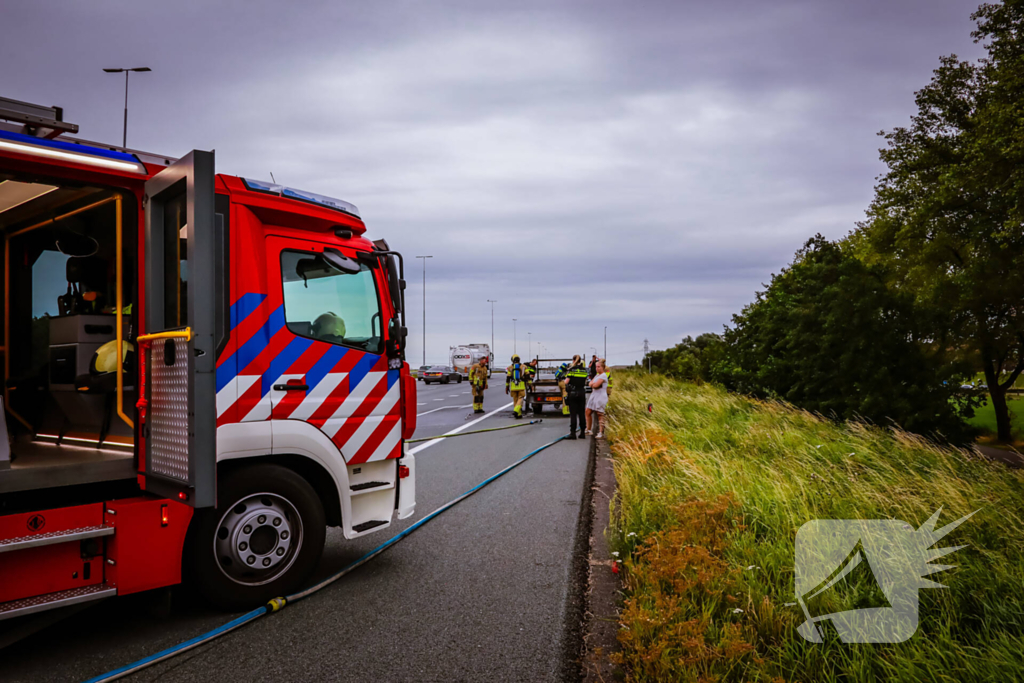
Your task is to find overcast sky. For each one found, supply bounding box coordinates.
[2,0,987,365]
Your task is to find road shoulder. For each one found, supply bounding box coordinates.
[582,437,624,682]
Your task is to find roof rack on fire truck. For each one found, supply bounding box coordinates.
[0,95,177,168]
[0,96,79,139]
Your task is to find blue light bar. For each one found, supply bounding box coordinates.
[0,130,146,173]
[242,178,360,218]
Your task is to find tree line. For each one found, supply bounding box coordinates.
[646,2,1024,443]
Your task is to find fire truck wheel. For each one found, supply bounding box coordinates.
[532,403,543,414]
[187,464,326,610]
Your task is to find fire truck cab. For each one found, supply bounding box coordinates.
[0,97,417,617]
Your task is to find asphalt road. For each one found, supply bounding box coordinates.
[1,375,592,683]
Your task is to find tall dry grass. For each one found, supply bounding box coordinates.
[608,372,1024,682]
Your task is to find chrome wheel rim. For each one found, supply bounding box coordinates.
[214,492,303,586]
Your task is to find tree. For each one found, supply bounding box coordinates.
[724,236,974,440]
[646,333,727,383]
[859,1,1024,441]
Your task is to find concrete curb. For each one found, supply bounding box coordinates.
[581,436,623,682]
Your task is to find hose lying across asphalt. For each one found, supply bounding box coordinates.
[83,430,566,683]
[405,419,542,443]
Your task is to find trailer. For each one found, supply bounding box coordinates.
[525,358,576,415]
[0,96,417,619]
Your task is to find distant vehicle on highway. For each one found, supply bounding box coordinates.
[421,365,463,384]
[415,364,431,378]
[450,343,493,378]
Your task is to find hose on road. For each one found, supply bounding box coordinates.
[405,419,542,443]
[83,433,569,683]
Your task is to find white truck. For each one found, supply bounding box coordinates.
[450,343,492,378]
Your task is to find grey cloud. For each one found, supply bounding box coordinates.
[2,0,988,363]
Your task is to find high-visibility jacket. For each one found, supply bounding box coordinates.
[506,363,526,391]
[564,366,588,397]
[469,364,488,386]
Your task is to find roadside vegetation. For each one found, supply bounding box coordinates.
[607,372,1024,683]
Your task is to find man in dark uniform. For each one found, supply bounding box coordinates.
[564,355,589,439]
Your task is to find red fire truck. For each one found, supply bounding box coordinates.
[0,97,417,618]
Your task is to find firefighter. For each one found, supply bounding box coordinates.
[506,354,526,418]
[564,355,589,439]
[312,312,347,341]
[524,358,538,388]
[555,362,570,415]
[469,356,489,414]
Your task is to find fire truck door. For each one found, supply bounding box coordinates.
[141,150,217,508]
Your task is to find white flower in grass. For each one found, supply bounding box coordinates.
[733,608,744,614]
[612,552,620,557]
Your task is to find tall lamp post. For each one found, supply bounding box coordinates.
[512,319,518,356]
[487,300,497,363]
[103,67,151,148]
[416,256,433,365]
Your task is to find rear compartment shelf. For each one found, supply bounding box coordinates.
[0,524,114,553]
[0,584,116,621]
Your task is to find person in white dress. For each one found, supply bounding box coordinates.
[586,359,609,438]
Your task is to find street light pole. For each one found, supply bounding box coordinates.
[416,256,433,366]
[487,300,497,362]
[103,67,151,148]
[512,319,517,356]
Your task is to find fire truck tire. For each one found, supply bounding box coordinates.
[532,403,543,414]
[186,464,326,610]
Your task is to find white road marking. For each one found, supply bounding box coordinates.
[417,404,472,416]
[433,398,445,401]
[408,402,514,455]
[449,394,460,397]
[418,403,427,406]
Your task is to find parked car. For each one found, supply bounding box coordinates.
[421,365,462,384]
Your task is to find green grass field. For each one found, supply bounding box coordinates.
[607,373,1024,683]
[967,395,1024,442]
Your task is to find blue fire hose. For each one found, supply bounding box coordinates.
[83,433,569,683]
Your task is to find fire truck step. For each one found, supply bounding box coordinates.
[350,481,392,493]
[0,524,115,554]
[351,519,388,533]
[0,584,116,622]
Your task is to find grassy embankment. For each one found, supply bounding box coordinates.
[967,396,1024,446]
[607,372,1024,683]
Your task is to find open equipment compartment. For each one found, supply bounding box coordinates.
[0,168,140,496]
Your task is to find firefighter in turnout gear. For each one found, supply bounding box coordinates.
[469,357,489,414]
[524,358,538,390]
[564,355,589,438]
[555,362,570,415]
[506,355,527,418]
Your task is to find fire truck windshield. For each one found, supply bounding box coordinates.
[280,249,382,353]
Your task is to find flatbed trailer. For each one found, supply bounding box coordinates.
[525,358,577,415]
